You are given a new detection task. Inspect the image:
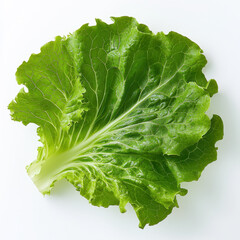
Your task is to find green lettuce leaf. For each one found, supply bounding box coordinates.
[9,16,223,228]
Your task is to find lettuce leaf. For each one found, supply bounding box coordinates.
[9,17,223,228]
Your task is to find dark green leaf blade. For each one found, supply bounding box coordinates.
[8,17,223,228]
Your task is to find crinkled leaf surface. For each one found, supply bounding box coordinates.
[9,17,223,228]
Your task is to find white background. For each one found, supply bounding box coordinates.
[0,0,239,239]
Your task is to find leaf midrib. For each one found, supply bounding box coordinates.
[67,63,185,159]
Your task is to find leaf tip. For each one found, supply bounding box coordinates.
[205,79,218,97]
